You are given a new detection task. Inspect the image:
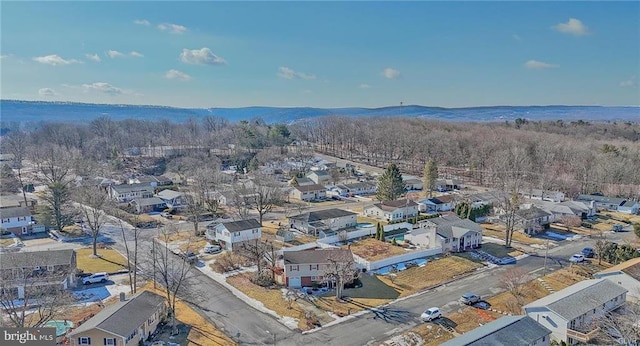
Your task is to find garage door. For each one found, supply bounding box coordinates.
[289,277,301,288]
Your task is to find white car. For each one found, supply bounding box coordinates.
[569,254,585,263]
[203,244,222,254]
[421,307,441,322]
[82,272,109,284]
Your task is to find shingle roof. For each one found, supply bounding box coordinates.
[0,206,31,219]
[69,291,166,338]
[0,249,75,269]
[309,170,330,177]
[598,258,640,282]
[156,189,183,200]
[220,219,262,232]
[440,316,551,346]
[130,197,165,207]
[372,199,418,212]
[110,183,154,194]
[523,279,628,321]
[0,194,36,208]
[576,194,626,206]
[288,208,357,222]
[435,194,456,203]
[426,214,483,239]
[293,184,326,192]
[516,206,552,220]
[283,248,353,265]
[343,182,375,190]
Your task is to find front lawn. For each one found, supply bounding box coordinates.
[0,238,15,246]
[478,243,523,258]
[377,256,483,297]
[75,247,128,274]
[481,224,545,245]
[347,238,407,261]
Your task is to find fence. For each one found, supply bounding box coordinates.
[354,247,443,271]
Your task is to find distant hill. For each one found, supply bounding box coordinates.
[1,100,638,125]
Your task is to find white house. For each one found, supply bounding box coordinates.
[289,184,327,202]
[306,170,332,185]
[576,194,629,212]
[363,199,418,222]
[333,182,377,197]
[403,177,424,191]
[205,219,262,251]
[594,258,640,303]
[404,226,439,249]
[523,279,627,345]
[520,189,565,203]
[288,208,357,236]
[156,189,184,208]
[0,206,44,236]
[420,215,483,252]
[108,183,155,202]
[441,315,552,346]
[618,200,640,215]
[417,194,456,213]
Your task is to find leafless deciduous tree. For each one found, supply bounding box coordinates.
[76,186,111,257]
[249,176,283,225]
[499,267,531,306]
[33,146,76,232]
[4,131,30,206]
[322,249,358,301]
[594,231,609,266]
[230,182,254,220]
[498,193,521,248]
[596,299,640,345]
[118,219,141,294]
[558,215,582,231]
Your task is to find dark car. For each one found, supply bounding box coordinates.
[180,251,198,263]
[582,247,595,258]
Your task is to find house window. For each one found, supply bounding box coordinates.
[234,232,240,237]
[310,265,318,270]
[78,337,91,345]
[148,313,155,325]
[103,338,116,345]
[252,229,259,234]
[290,265,299,271]
[47,265,54,271]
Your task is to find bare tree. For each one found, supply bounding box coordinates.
[118,219,141,294]
[33,146,76,232]
[498,193,521,248]
[499,267,531,307]
[230,182,254,220]
[4,131,30,207]
[596,299,640,345]
[558,215,582,231]
[323,249,358,301]
[250,176,283,225]
[76,186,111,257]
[594,231,609,266]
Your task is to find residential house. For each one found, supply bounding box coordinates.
[468,190,508,208]
[289,184,327,202]
[288,209,357,236]
[205,219,262,251]
[515,206,553,235]
[276,229,295,243]
[435,178,462,191]
[211,190,259,207]
[363,199,418,222]
[618,200,640,215]
[68,291,167,346]
[420,214,483,252]
[0,249,77,299]
[278,248,355,288]
[523,279,627,345]
[594,258,640,303]
[333,182,377,197]
[0,206,44,236]
[128,175,173,187]
[576,194,629,212]
[441,315,552,346]
[108,183,154,203]
[0,194,37,210]
[129,197,166,214]
[306,170,332,185]
[559,200,596,218]
[417,194,457,213]
[290,177,315,186]
[520,189,565,203]
[156,189,185,208]
[78,177,117,191]
[403,177,424,191]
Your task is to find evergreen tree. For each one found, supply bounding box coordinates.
[391,238,397,246]
[423,159,438,198]
[290,176,299,186]
[376,163,406,201]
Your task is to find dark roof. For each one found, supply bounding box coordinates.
[293,184,326,192]
[426,214,483,239]
[576,194,626,206]
[69,291,165,338]
[343,182,375,190]
[435,194,456,203]
[0,194,36,208]
[284,248,353,265]
[373,199,418,211]
[110,183,154,193]
[516,206,552,220]
[130,197,165,207]
[0,249,75,269]
[220,219,262,232]
[289,208,357,222]
[440,316,551,346]
[0,206,31,219]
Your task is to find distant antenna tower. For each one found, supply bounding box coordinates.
[400,101,403,107]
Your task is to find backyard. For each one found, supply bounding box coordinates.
[75,247,128,273]
[346,238,407,261]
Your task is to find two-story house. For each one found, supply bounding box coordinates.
[289,184,327,202]
[594,257,640,303]
[441,315,551,346]
[108,183,154,202]
[0,206,44,236]
[205,219,262,251]
[288,209,357,236]
[523,279,627,345]
[306,170,332,185]
[0,249,77,299]
[363,199,418,222]
[419,214,483,252]
[68,291,167,346]
[155,189,184,208]
[515,206,553,235]
[278,248,355,288]
[0,194,38,211]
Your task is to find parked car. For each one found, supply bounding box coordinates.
[82,272,109,284]
[460,293,481,305]
[203,244,222,254]
[420,307,442,322]
[180,251,198,263]
[161,212,173,219]
[569,254,585,263]
[582,247,595,258]
[611,225,623,232]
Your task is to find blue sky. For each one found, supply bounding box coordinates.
[1,1,638,108]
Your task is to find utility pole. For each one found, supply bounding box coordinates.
[152,238,157,289]
[543,237,549,276]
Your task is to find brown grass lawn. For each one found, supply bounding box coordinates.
[481,224,545,245]
[0,238,15,246]
[378,257,483,297]
[311,296,393,317]
[75,247,128,273]
[404,324,455,346]
[449,307,503,333]
[600,211,640,224]
[347,238,407,261]
[179,239,209,252]
[357,215,388,226]
[60,296,119,325]
[164,231,200,243]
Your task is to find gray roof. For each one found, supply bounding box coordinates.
[468,191,508,204]
[308,170,330,177]
[0,249,75,269]
[342,182,375,190]
[516,206,552,220]
[289,208,357,222]
[69,291,165,338]
[523,279,628,321]
[372,199,418,212]
[441,316,551,346]
[0,206,31,219]
[219,219,261,232]
[292,184,326,192]
[130,197,165,207]
[426,214,483,239]
[0,194,36,208]
[156,189,183,200]
[284,248,353,265]
[576,194,626,206]
[110,183,154,194]
[295,177,315,185]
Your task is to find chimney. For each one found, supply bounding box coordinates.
[119,292,126,302]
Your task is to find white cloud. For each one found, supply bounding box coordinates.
[85,53,101,62]
[130,51,144,58]
[33,54,82,66]
[0,54,9,59]
[524,60,558,69]
[553,18,589,36]
[133,19,150,26]
[620,76,637,88]
[107,50,124,58]
[165,69,192,81]
[158,23,187,34]
[277,66,316,80]
[81,82,123,95]
[382,67,401,79]
[180,48,226,65]
[512,34,522,41]
[359,83,372,89]
[38,88,58,96]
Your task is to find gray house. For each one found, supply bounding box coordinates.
[441,315,551,346]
